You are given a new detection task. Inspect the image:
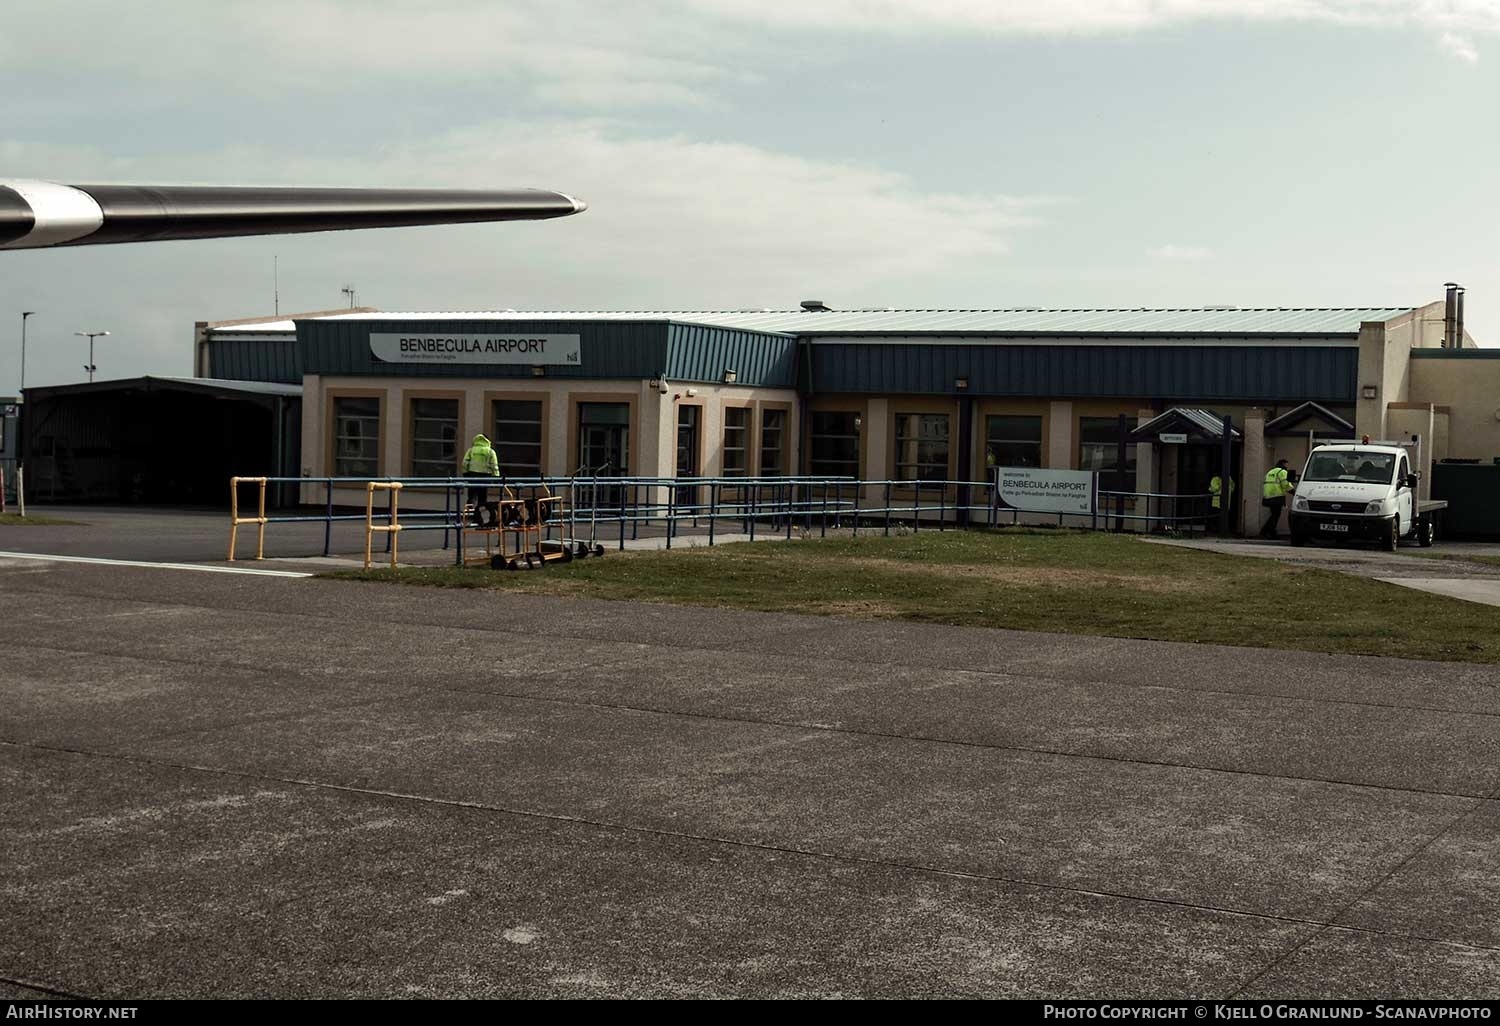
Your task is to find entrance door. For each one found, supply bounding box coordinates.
[577,403,629,509]
[676,405,700,511]
[1180,443,1239,530]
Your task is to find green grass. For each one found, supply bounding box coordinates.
[0,512,83,526]
[327,529,1500,663]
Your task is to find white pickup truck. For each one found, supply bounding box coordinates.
[1287,441,1447,551]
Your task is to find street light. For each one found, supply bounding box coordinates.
[75,330,109,382]
[20,312,34,396]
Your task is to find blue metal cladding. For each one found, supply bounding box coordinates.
[297,319,672,380]
[665,323,798,387]
[809,342,1358,402]
[205,338,301,383]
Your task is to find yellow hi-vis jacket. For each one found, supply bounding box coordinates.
[1263,466,1292,499]
[461,435,499,476]
[1209,476,1235,509]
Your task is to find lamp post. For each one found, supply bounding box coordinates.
[20,311,34,396]
[14,312,35,517]
[75,330,109,382]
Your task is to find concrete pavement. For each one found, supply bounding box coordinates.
[2,554,1498,998]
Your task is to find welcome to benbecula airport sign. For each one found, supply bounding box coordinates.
[995,467,1095,515]
[370,333,582,366]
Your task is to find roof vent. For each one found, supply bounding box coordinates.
[800,300,831,312]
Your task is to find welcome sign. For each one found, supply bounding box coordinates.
[370,333,581,366]
[995,467,1095,515]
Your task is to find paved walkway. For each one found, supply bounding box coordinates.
[1148,536,1500,610]
[2,555,1497,998]
[1378,577,1500,608]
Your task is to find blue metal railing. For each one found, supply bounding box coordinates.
[227,474,1218,563]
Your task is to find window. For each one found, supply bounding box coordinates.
[493,399,543,478]
[759,408,786,476]
[985,415,1042,470]
[409,398,458,479]
[1305,450,1394,484]
[1078,417,1138,493]
[334,397,380,478]
[810,411,859,479]
[723,407,749,476]
[894,413,950,482]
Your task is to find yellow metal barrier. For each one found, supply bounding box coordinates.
[364,482,403,569]
[228,476,268,561]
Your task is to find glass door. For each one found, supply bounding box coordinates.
[676,405,700,512]
[577,403,629,510]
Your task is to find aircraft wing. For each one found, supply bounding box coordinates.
[0,181,586,249]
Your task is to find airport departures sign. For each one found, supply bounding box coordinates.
[370,333,581,366]
[996,467,1096,515]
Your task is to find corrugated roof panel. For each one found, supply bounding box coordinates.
[205,338,301,384]
[255,306,1413,337]
[810,343,1357,402]
[664,323,799,387]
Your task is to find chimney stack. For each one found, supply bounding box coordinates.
[1443,282,1459,348]
[1456,286,1466,348]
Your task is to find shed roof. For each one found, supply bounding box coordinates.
[24,376,302,401]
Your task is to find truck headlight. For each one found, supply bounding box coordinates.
[1365,501,1384,515]
[1292,496,1309,512]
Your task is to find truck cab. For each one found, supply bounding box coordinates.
[1288,442,1442,550]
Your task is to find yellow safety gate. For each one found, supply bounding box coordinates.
[228,476,268,561]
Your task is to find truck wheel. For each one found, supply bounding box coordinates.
[1418,514,1435,547]
[1384,516,1400,552]
[1290,529,1307,548]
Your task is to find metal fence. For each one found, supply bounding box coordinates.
[226,474,1219,564]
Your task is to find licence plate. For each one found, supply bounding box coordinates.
[1319,522,1349,533]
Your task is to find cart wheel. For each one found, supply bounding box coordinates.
[489,554,508,571]
[593,544,606,559]
[560,547,574,564]
[524,553,538,570]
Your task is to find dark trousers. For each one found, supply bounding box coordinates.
[1260,498,1285,538]
[463,471,489,508]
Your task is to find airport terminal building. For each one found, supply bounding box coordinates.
[17,288,1498,534]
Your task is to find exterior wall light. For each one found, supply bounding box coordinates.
[955,377,969,390]
[531,365,545,377]
[1361,385,1378,399]
[723,369,738,384]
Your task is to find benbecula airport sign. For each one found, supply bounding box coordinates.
[995,467,1095,515]
[370,333,582,366]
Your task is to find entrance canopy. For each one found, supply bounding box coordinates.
[1129,407,1242,443]
[1265,401,1354,437]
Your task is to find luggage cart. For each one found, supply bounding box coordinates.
[547,464,609,560]
[492,483,573,570]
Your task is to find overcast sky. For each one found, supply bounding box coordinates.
[2,0,1497,391]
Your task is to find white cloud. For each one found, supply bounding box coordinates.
[1440,30,1482,61]
[1149,244,1214,262]
[1,0,1491,117]
[0,1,745,108]
[688,0,1500,60]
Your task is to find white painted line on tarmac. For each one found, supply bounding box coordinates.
[0,551,313,578]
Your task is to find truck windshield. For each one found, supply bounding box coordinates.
[1304,451,1395,484]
